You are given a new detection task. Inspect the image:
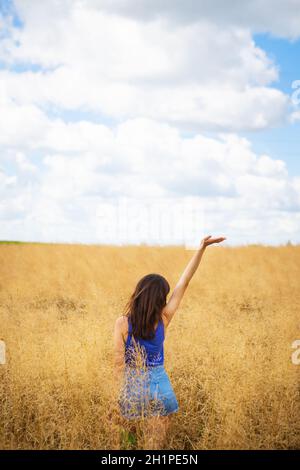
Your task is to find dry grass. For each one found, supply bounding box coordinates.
[0,243,299,449]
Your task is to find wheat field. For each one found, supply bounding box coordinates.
[0,242,299,450]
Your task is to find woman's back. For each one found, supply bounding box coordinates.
[125,317,165,367]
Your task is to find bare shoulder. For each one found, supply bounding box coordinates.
[115,315,128,333]
[115,315,128,327]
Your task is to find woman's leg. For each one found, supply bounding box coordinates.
[142,415,170,450]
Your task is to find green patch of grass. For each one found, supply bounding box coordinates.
[0,240,25,244]
[120,429,138,450]
[0,241,46,244]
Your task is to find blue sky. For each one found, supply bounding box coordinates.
[0,0,22,27]
[1,0,300,246]
[247,34,300,175]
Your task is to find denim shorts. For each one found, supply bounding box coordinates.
[118,365,179,419]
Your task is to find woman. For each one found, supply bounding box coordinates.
[113,235,226,449]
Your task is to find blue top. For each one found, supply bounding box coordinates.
[125,317,165,367]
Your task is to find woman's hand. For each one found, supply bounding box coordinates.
[200,235,226,250]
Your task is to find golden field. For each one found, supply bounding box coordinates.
[0,242,299,450]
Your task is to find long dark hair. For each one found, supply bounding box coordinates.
[124,273,170,340]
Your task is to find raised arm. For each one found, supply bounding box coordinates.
[162,235,226,326]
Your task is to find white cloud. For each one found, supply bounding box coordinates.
[0,0,299,245]
[0,2,288,131]
[0,106,299,245]
[290,110,300,123]
[0,97,49,148]
[91,0,300,39]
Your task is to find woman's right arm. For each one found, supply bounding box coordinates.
[162,235,226,326]
[113,316,127,384]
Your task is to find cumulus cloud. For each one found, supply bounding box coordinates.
[1,108,300,245]
[0,1,289,131]
[0,0,299,245]
[91,0,300,39]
